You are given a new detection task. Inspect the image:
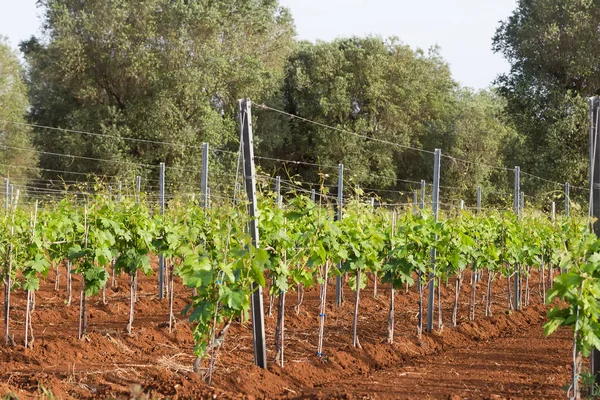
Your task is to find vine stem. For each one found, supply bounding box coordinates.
[352,268,362,348]
[317,261,329,356]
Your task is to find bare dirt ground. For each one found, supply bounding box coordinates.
[0,266,572,399]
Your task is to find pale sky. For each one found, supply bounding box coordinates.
[0,0,516,89]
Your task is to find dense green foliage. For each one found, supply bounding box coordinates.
[0,37,38,182]
[0,189,590,359]
[6,1,526,205]
[20,0,294,187]
[493,0,600,198]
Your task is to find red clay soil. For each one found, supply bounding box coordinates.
[0,266,572,399]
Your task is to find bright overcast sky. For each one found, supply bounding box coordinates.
[0,0,517,89]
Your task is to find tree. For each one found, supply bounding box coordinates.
[493,0,600,201]
[0,37,38,185]
[257,37,458,198]
[430,89,518,206]
[21,0,295,190]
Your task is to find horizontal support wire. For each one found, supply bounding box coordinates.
[0,119,232,153]
[256,103,436,155]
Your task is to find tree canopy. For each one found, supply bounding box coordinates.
[21,0,295,189]
[493,0,600,200]
[0,0,591,206]
[0,37,38,184]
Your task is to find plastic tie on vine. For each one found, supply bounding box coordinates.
[316,351,323,357]
[319,313,326,317]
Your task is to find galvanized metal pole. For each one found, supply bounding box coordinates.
[420,180,425,210]
[201,143,209,209]
[336,164,344,307]
[135,176,141,204]
[9,184,13,207]
[565,182,570,218]
[477,186,482,213]
[589,96,600,389]
[426,149,441,333]
[513,166,521,310]
[4,178,9,212]
[459,200,464,210]
[275,176,282,207]
[520,191,525,214]
[370,198,375,207]
[514,167,520,216]
[118,181,122,203]
[207,187,211,208]
[310,188,316,202]
[551,201,556,222]
[158,163,165,300]
[413,190,418,213]
[239,99,267,369]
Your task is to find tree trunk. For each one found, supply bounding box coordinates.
[133,270,139,303]
[507,274,513,310]
[24,290,34,348]
[547,263,554,289]
[469,270,478,321]
[317,263,329,357]
[111,260,116,288]
[268,292,274,318]
[54,264,60,291]
[417,272,423,339]
[573,350,583,400]
[373,273,378,298]
[352,269,362,348]
[4,245,13,346]
[541,261,546,302]
[66,261,72,307]
[127,273,135,334]
[4,273,11,346]
[525,266,531,307]
[386,283,395,344]
[274,291,286,366]
[205,319,232,383]
[78,278,87,339]
[295,283,304,315]
[452,271,462,327]
[437,277,443,330]
[168,260,175,333]
[485,269,493,317]
[24,289,30,348]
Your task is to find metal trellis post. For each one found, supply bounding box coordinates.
[275,176,282,207]
[239,98,267,369]
[477,186,482,213]
[158,162,165,300]
[135,176,141,204]
[565,182,570,218]
[201,143,209,209]
[420,180,425,210]
[589,96,600,389]
[520,191,525,214]
[413,190,418,214]
[336,163,344,307]
[4,178,9,212]
[513,166,521,310]
[426,149,441,333]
